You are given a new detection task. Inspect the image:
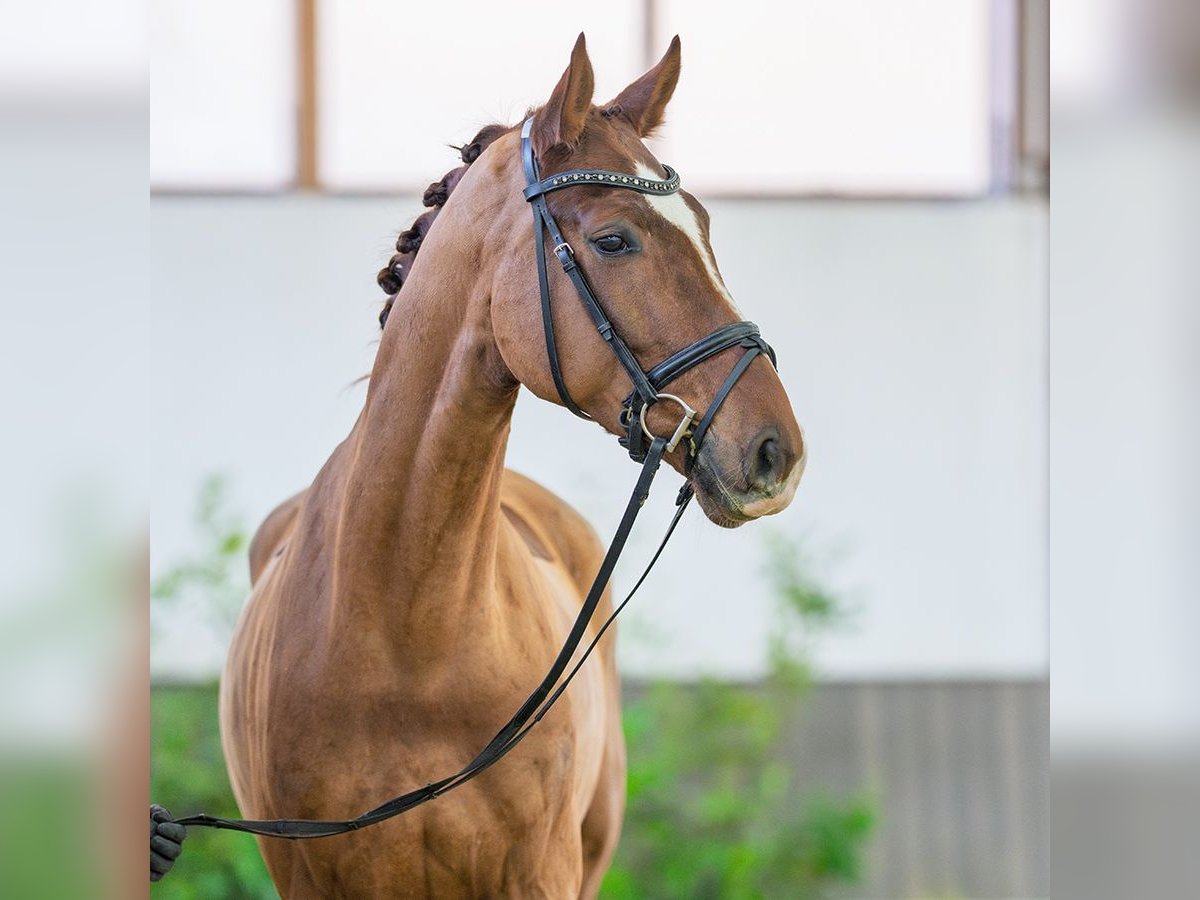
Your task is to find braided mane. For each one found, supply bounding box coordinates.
[375,123,510,329]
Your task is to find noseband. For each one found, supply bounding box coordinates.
[520,117,776,468]
[162,121,778,845]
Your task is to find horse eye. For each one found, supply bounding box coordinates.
[593,234,630,255]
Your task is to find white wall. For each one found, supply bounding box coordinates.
[1050,117,1200,747]
[150,192,1047,681]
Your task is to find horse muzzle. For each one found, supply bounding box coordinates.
[689,425,806,527]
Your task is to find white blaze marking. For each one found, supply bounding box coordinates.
[635,163,742,314]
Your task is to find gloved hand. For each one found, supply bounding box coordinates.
[150,804,187,882]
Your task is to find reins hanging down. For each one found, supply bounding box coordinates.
[176,436,679,839]
[163,119,777,841]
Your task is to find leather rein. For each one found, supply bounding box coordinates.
[171,119,776,840]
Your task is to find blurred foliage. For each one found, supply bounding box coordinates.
[151,686,276,899]
[152,476,273,897]
[151,474,249,644]
[0,762,96,900]
[152,481,873,897]
[600,533,873,899]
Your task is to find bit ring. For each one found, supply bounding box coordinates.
[640,393,697,453]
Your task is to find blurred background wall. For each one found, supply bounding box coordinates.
[151,2,1049,897]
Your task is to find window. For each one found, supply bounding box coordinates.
[151,0,1035,197]
[151,0,296,189]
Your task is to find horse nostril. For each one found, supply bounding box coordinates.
[748,431,788,492]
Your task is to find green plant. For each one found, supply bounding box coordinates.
[600,534,874,899]
[152,474,249,644]
[151,685,276,899]
[152,475,274,897]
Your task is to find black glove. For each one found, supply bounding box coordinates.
[150,804,187,882]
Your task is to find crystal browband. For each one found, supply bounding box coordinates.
[523,165,681,201]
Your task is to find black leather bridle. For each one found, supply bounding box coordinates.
[520,117,776,467]
[166,120,777,842]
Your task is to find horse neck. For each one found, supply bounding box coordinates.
[331,188,519,660]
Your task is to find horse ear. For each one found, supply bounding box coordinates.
[606,36,681,137]
[532,33,595,157]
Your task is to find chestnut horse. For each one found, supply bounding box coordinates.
[219,35,804,898]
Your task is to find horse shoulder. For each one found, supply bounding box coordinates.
[499,469,605,595]
[247,489,306,585]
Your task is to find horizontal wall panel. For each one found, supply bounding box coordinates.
[150,194,1047,680]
